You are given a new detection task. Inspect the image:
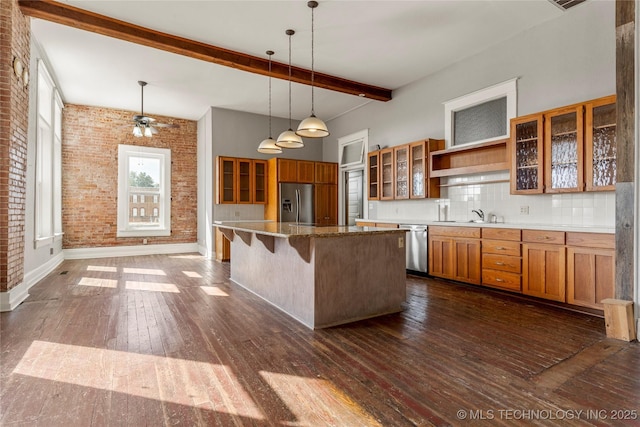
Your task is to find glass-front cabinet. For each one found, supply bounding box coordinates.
[585,95,616,191]
[237,158,252,203]
[380,148,394,200]
[394,145,409,199]
[367,151,380,200]
[253,160,267,204]
[511,114,544,194]
[409,141,426,198]
[544,105,584,193]
[218,157,236,203]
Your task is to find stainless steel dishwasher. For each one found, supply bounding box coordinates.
[399,224,428,273]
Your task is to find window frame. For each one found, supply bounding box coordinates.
[117,144,171,237]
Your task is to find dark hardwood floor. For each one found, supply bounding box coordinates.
[1,254,638,426]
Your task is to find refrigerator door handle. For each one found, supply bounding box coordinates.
[296,189,300,223]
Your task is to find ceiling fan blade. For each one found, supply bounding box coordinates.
[150,126,159,135]
[154,123,179,128]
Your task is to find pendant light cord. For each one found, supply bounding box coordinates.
[287,31,293,129]
[267,51,273,137]
[310,4,315,116]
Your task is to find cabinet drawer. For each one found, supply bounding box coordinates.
[482,254,521,274]
[482,239,521,256]
[481,228,521,241]
[429,226,481,239]
[522,230,565,244]
[566,232,614,249]
[482,270,522,291]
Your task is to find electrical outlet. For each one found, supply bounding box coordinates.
[143,238,148,245]
[520,206,529,215]
[398,237,404,249]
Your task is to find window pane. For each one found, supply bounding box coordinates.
[453,97,507,146]
[128,156,161,227]
[340,140,364,166]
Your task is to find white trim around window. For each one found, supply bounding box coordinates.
[117,144,171,237]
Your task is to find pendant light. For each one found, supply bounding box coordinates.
[276,29,304,149]
[257,50,282,154]
[296,1,329,138]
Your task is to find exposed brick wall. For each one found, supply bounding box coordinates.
[0,0,30,292]
[62,104,197,249]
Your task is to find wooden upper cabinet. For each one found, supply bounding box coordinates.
[253,160,268,204]
[315,162,338,184]
[394,145,409,199]
[511,114,545,194]
[585,95,617,191]
[297,161,315,183]
[380,148,394,200]
[217,157,237,204]
[409,141,426,198]
[277,159,298,182]
[544,105,584,193]
[368,151,380,200]
[237,158,253,204]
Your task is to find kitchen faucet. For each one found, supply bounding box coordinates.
[472,209,484,222]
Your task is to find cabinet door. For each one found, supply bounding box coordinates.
[511,114,544,194]
[428,235,454,279]
[215,228,230,262]
[237,158,253,203]
[585,95,617,191]
[409,141,426,198]
[544,106,584,193]
[315,184,338,226]
[567,247,614,309]
[380,148,394,200]
[368,151,380,200]
[217,157,236,203]
[253,160,268,204]
[394,145,409,199]
[278,159,298,182]
[452,238,481,285]
[315,162,337,184]
[522,244,566,302]
[297,161,315,183]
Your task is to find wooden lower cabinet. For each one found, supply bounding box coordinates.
[566,232,615,309]
[522,243,566,302]
[428,226,480,285]
[315,184,338,226]
[481,228,522,292]
[215,228,230,262]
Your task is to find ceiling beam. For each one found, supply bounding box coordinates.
[18,0,393,102]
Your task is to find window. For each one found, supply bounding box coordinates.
[35,60,63,248]
[117,144,171,237]
[153,208,158,217]
[132,194,138,203]
[140,195,145,203]
[444,78,517,149]
[153,195,158,204]
[339,138,365,168]
[132,208,138,217]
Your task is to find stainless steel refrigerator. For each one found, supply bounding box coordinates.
[280,183,314,224]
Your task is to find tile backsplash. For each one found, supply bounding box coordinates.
[373,171,615,227]
[214,204,265,221]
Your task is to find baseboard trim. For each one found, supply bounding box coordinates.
[0,252,65,312]
[64,243,200,259]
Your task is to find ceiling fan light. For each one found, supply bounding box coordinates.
[133,125,143,137]
[144,125,153,137]
[276,129,304,149]
[257,137,282,154]
[296,114,329,138]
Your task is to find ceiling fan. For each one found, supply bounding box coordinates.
[132,80,177,137]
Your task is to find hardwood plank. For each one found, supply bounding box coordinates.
[1,254,638,425]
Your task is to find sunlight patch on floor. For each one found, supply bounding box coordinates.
[183,271,203,278]
[13,340,265,421]
[87,266,118,272]
[78,277,118,288]
[259,371,381,426]
[123,268,166,276]
[200,286,229,297]
[125,281,179,293]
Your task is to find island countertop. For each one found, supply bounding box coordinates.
[214,221,405,238]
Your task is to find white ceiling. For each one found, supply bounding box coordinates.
[30,1,565,123]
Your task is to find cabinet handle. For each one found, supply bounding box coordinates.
[495,246,507,250]
[495,262,505,266]
[538,236,551,240]
[496,278,504,282]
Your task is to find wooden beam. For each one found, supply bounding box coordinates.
[18,0,392,102]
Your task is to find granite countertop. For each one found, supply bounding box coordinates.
[363,218,615,234]
[214,221,405,238]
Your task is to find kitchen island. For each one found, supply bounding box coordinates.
[214,221,406,329]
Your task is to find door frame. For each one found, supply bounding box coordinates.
[337,129,369,225]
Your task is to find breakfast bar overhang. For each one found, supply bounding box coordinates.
[214,221,407,329]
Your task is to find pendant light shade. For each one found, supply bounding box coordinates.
[133,125,143,137]
[258,50,283,154]
[296,1,329,138]
[277,29,304,149]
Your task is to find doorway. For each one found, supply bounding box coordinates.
[344,170,363,226]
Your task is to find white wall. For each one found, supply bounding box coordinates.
[324,1,615,226]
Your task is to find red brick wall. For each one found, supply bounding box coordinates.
[62,104,198,249]
[0,0,30,292]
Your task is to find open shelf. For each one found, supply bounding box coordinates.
[429,139,509,178]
